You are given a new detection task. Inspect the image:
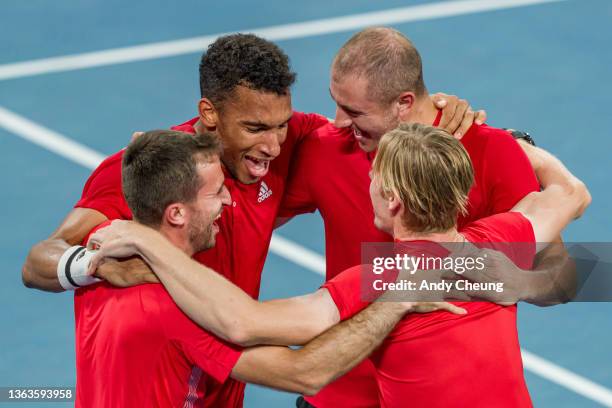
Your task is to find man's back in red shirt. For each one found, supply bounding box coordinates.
[281,114,539,407]
[323,212,536,408]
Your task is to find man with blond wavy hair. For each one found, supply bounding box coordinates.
[87,121,589,407]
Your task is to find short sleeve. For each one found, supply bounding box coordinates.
[278,130,322,217]
[321,265,369,321]
[74,150,132,220]
[81,221,113,246]
[163,303,243,384]
[462,212,536,269]
[288,111,329,142]
[483,129,540,213]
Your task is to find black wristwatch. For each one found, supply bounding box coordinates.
[504,129,536,146]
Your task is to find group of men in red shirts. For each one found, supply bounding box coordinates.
[22,27,587,407]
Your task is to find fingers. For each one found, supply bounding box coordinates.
[144,273,161,284]
[474,110,487,125]
[444,99,469,138]
[411,301,468,315]
[442,287,475,302]
[131,131,145,142]
[435,94,458,130]
[88,251,104,277]
[436,302,467,315]
[431,92,449,109]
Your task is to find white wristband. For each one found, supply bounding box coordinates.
[57,245,102,291]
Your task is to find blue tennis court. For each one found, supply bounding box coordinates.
[1,0,611,406]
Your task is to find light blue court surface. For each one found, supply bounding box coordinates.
[1,0,611,406]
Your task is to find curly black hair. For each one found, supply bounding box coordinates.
[199,34,296,106]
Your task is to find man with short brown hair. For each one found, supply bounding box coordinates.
[279,27,576,408]
[75,129,464,407]
[87,122,589,407]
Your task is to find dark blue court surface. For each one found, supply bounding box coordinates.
[1,0,611,406]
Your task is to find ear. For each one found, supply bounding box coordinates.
[396,91,416,120]
[198,98,219,128]
[388,192,403,218]
[163,203,188,228]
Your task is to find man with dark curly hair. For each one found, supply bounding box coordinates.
[22,32,479,406]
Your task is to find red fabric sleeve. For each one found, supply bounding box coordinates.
[162,302,243,384]
[288,111,329,142]
[321,265,369,321]
[483,128,540,213]
[74,150,132,220]
[81,220,113,246]
[461,212,536,269]
[278,130,322,218]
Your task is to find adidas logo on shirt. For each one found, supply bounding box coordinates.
[257,181,273,203]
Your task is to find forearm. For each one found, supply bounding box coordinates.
[521,237,577,306]
[286,302,405,393]
[521,143,590,217]
[233,301,406,395]
[22,239,69,292]
[247,292,339,346]
[22,208,109,292]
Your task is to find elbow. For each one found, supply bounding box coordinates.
[294,374,326,397]
[301,384,323,397]
[21,249,37,289]
[571,179,591,219]
[291,358,333,396]
[223,321,258,347]
[21,262,34,289]
[578,182,592,217]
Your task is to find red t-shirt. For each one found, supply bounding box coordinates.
[74,112,328,406]
[323,212,536,408]
[76,112,327,300]
[280,113,539,407]
[74,222,243,408]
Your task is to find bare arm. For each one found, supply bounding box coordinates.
[512,143,591,243]
[22,208,108,291]
[232,301,456,395]
[89,222,339,346]
[22,208,157,291]
[513,141,584,305]
[444,143,586,306]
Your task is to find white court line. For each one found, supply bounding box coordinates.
[0,106,105,168]
[2,107,610,407]
[0,0,565,81]
[270,234,326,275]
[522,350,612,407]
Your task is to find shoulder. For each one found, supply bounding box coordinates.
[462,212,535,243]
[306,123,356,150]
[94,149,125,173]
[286,111,328,139]
[82,150,125,188]
[465,124,522,154]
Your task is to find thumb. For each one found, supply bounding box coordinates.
[88,251,105,276]
[131,131,145,142]
[433,97,447,108]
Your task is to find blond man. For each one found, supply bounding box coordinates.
[87,123,589,407]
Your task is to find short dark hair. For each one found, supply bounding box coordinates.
[122,130,220,227]
[199,33,296,107]
[333,27,426,104]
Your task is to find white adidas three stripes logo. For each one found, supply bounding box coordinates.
[257,181,273,203]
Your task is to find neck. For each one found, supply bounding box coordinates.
[158,224,195,256]
[403,93,439,126]
[393,223,463,243]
